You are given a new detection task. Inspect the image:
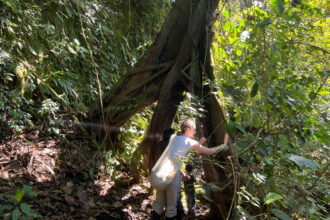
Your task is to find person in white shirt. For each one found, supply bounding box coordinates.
[151,119,229,219]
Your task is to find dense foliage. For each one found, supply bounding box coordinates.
[212,0,329,219]
[0,0,168,138]
[0,0,328,219]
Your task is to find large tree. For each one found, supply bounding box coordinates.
[87,0,236,218]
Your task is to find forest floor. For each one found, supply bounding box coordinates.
[0,121,211,219]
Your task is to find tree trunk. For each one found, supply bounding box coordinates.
[87,0,236,218]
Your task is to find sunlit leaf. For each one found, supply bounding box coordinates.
[226,64,230,72]
[223,21,231,31]
[236,49,243,56]
[14,188,24,202]
[215,20,220,28]
[264,192,283,204]
[222,10,230,19]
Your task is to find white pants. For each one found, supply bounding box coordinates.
[152,171,181,218]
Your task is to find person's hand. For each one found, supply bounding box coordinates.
[183,173,191,182]
[214,143,229,154]
[199,137,207,145]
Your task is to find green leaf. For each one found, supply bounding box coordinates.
[272,0,284,15]
[250,82,259,98]
[265,104,273,111]
[226,64,231,72]
[215,20,220,29]
[228,120,235,134]
[264,192,283,204]
[279,134,288,148]
[236,49,243,56]
[228,120,236,134]
[222,10,230,19]
[258,17,273,28]
[0,204,13,215]
[12,208,20,220]
[23,185,36,197]
[236,123,246,134]
[223,21,231,31]
[20,203,32,215]
[288,154,318,169]
[315,132,330,145]
[277,0,284,15]
[271,209,292,220]
[14,189,24,202]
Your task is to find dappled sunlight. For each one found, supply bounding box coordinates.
[0,136,59,182]
[94,178,115,196]
[121,184,148,200]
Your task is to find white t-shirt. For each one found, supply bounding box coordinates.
[170,135,198,159]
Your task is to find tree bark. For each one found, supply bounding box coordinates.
[87,0,236,218]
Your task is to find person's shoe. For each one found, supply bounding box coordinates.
[151,210,161,220]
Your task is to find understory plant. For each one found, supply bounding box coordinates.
[0,185,39,219]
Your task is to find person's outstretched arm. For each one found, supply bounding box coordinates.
[191,133,229,155]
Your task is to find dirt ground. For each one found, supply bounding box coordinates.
[0,124,211,219]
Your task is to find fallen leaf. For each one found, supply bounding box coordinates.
[113,201,123,208]
[64,194,75,205]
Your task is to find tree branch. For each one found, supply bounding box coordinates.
[238,128,264,156]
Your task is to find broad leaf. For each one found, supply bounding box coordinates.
[14,189,24,202]
[288,154,318,169]
[222,10,230,19]
[265,104,273,111]
[272,209,292,220]
[264,192,283,204]
[236,123,247,134]
[20,203,32,215]
[23,185,37,197]
[12,208,20,220]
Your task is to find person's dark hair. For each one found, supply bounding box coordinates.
[185,164,193,172]
[163,128,175,140]
[159,128,175,153]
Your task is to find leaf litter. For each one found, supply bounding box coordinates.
[0,121,211,219]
